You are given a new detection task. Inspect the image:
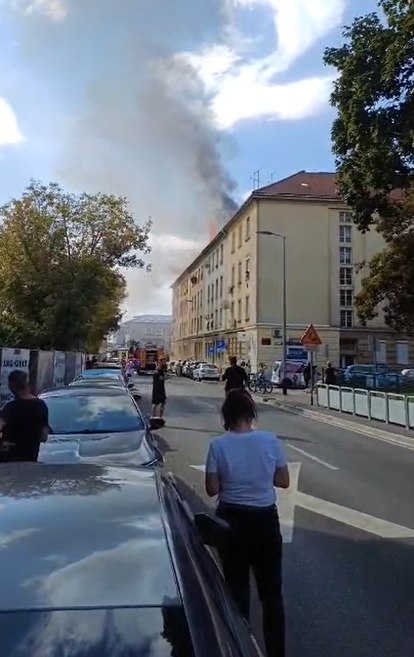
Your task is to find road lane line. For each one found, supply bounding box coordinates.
[296,491,414,539]
[286,444,339,470]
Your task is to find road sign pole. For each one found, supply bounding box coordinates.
[310,349,314,406]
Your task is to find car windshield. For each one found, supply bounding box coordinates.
[45,393,145,435]
[79,369,121,379]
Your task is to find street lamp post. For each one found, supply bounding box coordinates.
[257,230,288,396]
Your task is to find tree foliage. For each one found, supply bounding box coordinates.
[0,180,151,351]
[324,0,414,333]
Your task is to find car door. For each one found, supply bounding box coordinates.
[163,479,262,657]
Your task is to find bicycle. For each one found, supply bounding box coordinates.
[248,374,273,395]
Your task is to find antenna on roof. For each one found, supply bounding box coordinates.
[250,167,264,190]
[269,171,276,183]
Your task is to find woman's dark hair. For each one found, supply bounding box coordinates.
[221,388,257,430]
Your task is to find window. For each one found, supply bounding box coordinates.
[397,341,409,365]
[339,225,352,243]
[339,267,353,286]
[219,276,223,297]
[245,295,250,320]
[215,278,219,300]
[261,337,271,346]
[231,265,235,286]
[237,261,242,284]
[207,284,210,302]
[339,211,352,223]
[220,244,224,264]
[339,246,352,264]
[245,216,250,240]
[340,310,354,327]
[238,224,242,247]
[230,301,235,321]
[156,327,163,335]
[375,340,387,364]
[145,326,154,335]
[340,289,353,307]
[245,257,250,280]
[214,309,218,328]
[237,299,242,319]
[219,308,223,327]
[231,232,235,252]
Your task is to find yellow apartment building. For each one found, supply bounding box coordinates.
[171,171,414,370]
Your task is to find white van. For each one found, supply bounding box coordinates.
[271,360,306,388]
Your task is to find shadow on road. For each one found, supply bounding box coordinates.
[153,433,178,455]
[160,424,219,436]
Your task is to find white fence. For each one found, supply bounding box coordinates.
[316,384,414,430]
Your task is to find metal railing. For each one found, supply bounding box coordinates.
[315,384,414,430]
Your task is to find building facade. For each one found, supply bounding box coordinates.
[171,171,414,369]
[114,315,172,354]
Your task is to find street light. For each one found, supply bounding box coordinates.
[256,230,288,395]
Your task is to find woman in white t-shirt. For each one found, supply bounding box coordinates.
[205,389,289,657]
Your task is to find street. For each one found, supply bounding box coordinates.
[138,374,414,657]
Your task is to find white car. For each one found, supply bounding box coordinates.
[193,364,220,382]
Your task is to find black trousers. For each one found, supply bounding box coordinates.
[216,502,285,657]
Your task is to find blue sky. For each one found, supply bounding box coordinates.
[0,0,379,315]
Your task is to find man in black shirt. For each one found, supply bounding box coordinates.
[151,359,167,419]
[222,356,248,394]
[0,369,49,462]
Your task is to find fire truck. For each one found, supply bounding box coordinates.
[130,342,167,374]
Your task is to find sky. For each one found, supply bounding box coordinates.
[0,0,379,318]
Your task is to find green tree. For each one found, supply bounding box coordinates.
[324,0,414,333]
[0,180,151,350]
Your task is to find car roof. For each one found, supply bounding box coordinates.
[40,387,129,398]
[0,464,179,611]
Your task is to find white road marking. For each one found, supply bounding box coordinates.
[189,462,414,541]
[278,462,301,542]
[296,491,414,539]
[286,444,339,470]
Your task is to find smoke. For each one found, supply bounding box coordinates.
[11,0,238,313]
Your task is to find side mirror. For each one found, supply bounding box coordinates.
[194,512,230,547]
[133,393,142,402]
[127,383,134,389]
[148,417,165,431]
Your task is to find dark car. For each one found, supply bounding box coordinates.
[38,387,163,466]
[0,463,264,657]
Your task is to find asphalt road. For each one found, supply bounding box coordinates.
[137,374,414,657]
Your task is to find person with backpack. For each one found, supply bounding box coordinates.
[222,356,248,394]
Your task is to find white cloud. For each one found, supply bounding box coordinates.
[9,0,67,21]
[0,97,23,145]
[180,0,346,128]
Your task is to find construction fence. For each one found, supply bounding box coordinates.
[0,347,86,405]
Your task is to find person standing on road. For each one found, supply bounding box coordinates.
[151,359,167,420]
[222,356,248,394]
[0,370,49,463]
[205,389,289,657]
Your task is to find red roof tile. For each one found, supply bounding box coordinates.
[254,171,340,200]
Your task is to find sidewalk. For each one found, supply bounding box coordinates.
[255,388,414,440]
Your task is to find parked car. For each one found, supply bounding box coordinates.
[271,360,305,388]
[343,364,399,389]
[0,463,267,657]
[38,387,163,467]
[68,376,142,401]
[167,360,176,373]
[193,363,220,382]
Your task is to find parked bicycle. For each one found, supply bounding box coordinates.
[248,373,274,395]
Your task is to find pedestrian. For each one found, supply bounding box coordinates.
[222,356,248,394]
[324,361,336,386]
[205,389,289,657]
[0,369,49,463]
[303,362,311,390]
[151,359,167,420]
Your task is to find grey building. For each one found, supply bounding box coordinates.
[114,315,172,354]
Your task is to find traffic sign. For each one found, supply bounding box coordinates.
[300,323,322,347]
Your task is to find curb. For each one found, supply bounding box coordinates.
[253,395,414,451]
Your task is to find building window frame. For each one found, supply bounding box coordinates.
[245,216,250,240]
[340,309,354,328]
[339,266,353,286]
[339,246,353,264]
[339,224,352,243]
[339,211,352,223]
[339,289,353,307]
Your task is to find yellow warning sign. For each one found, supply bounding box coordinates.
[300,324,322,347]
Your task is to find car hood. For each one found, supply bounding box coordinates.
[39,430,157,466]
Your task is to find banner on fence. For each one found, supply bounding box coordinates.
[53,351,66,386]
[0,348,30,405]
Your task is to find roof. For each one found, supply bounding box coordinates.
[253,170,340,200]
[0,464,179,611]
[121,315,172,325]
